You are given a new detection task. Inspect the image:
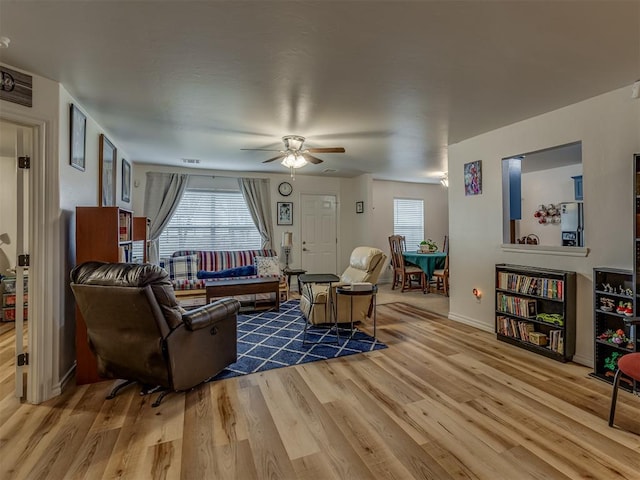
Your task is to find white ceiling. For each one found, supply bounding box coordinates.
[0,1,638,183]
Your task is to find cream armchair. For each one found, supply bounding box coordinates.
[300,246,387,325]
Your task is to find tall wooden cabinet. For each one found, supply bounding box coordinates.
[75,206,134,384]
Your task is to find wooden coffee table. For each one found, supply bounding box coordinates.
[205,277,280,311]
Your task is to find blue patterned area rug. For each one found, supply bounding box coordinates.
[210,299,387,381]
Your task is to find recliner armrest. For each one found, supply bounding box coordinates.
[182,298,241,331]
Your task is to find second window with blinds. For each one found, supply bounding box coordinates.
[393,198,424,251]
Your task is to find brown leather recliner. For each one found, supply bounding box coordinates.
[70,261,240,406]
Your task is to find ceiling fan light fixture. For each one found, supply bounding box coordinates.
[281,152,307,169]
[282,135,305,151]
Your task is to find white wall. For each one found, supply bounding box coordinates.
[448,85,640,366]
[372,179,450,282]
[520,164,583,246]
[58,85,133,378]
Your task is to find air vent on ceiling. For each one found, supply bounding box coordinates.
[182,158,200,164]
[323,168,337,173]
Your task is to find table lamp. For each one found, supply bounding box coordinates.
[282,231,293,270]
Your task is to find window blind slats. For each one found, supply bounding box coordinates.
[393,198,424,250]
[158,190,261,257]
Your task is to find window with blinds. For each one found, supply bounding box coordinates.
[158,189,261,258]
[393,198,424,250]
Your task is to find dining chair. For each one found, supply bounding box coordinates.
[431,253,449,296]
[609,349,640,429]
[388,235,426,292]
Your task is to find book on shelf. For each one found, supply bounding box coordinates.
[497,292,537,318]
[497,271,564,300]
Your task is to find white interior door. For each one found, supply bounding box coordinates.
[300,194,337,274]
[0,120,30,399]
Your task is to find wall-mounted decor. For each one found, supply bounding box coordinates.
[356,201,364,214]
[534,204,560,224]
[464,160,482,196]
[69,104,86,171]
[277,202,293,225]
[99,134,117,207]
[0,66,32,107]
[121,159,131,202]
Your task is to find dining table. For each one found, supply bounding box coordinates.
[402,251,447,281]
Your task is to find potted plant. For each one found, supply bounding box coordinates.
[419,239,438,253]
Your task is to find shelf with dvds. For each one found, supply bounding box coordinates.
[495,264,576,362]
[75,206,134,384]
[592,267,637,392]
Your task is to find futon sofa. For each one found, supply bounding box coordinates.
[161,249,280,291]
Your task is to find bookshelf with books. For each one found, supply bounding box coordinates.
[495,264,576,362]
[591,267,637,392]
[75,206,134,384]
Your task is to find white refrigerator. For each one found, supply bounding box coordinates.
[560,202,584,247]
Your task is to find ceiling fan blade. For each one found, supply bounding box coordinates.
[241,148,283,151]
[303,153,324,164]
[306,147,345,153]
[263,155,285,163]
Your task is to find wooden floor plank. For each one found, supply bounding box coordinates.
[2,302,640,479]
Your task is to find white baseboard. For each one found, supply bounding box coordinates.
[54,363,76,397]
[448,311,494,333]
[571,353,592,368]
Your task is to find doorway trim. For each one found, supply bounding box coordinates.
[1,110,59,404]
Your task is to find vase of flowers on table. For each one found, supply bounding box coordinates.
[419,239,439,253]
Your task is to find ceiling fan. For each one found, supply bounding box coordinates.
[241,135,346,171]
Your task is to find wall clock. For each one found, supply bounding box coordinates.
[278,181,293,196]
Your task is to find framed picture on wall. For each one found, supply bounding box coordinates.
[356,201,364,213]
[69,104,86,171]
[464,160,482,196]
[121,159,131,202]
[277,202,293,225]
[99,134,117,206]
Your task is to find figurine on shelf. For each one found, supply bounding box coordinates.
[600,297,615,312]
[617,301,627,314]
[624,302,634,316]
[626,288,634,297]
[619,285,626,295]
[602,283,613,293]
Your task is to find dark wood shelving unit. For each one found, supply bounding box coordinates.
[592,267,637,392]
[495,264,576,363]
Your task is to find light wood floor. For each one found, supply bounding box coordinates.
[1,303,640,480]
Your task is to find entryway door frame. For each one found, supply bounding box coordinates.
[300,194,338,275]
[1,110,59,404]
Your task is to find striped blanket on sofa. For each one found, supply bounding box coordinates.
[161,249,278,290]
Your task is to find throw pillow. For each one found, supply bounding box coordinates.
[197,265,256,279]
[254,256,280,276]
[167,254,198,281]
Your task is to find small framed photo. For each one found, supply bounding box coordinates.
[464,160,482,196]
[69,104,86,171]
[356,201,364,214]
[99,134,117,207]
[277,202,293,225]
[121,159,131,202]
